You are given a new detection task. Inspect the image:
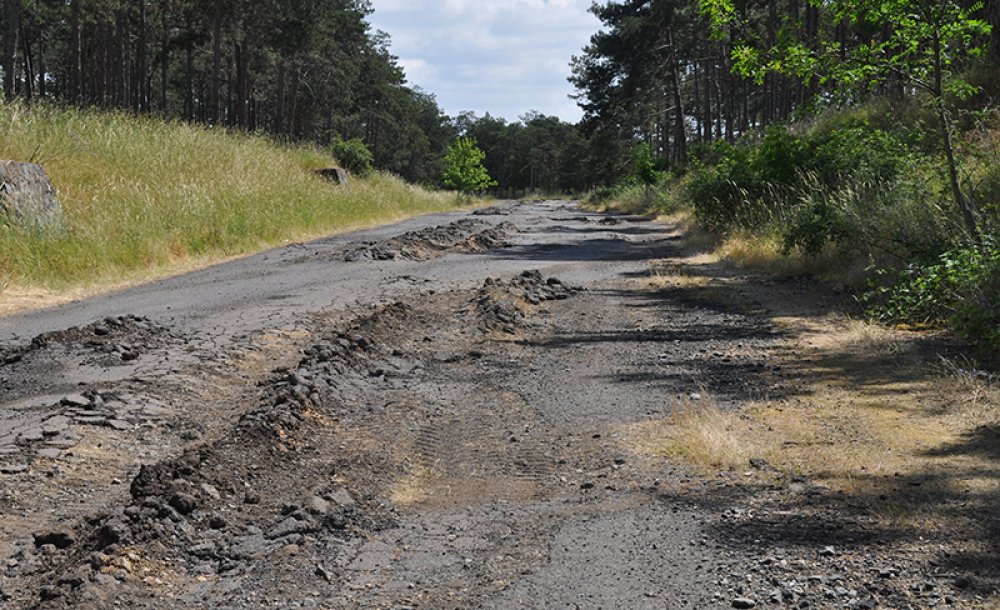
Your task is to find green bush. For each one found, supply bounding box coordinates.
[686,124,914,237]
[442,137,497,193]
[631,143,663,187]
[811,126,913,186]
[781,193,851,256]
[868,237,1000,366]
[777,169,953,264]
[331,137,374,177]
[586,171,685,215]
[587,184,622,205]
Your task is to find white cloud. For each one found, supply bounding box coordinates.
[369,0,598,123]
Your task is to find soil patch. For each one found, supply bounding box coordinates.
[474,270,580,334]
[341,219,518,261]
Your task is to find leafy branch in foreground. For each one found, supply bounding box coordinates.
[702,0,991,239]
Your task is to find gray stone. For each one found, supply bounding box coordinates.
[267,516,306,539]
[41,416,70,436]
[328,489,356,508]
[200,483,221,500]
[142,405,170,417]
[188,542,217,558]
[314,167,349,187]
[304,495,330,515]
[229,534,269,560]
[60,394,91,408]
[0,161,63,231]
[36,448,62,459]
[18,428,44,443]
[0,464,28,474]
[731,598,757,609]
[168,492,198,515]
[107,419,131,431]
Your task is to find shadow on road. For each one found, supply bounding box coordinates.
[522,219,1000,596]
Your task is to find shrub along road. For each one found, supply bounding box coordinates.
[0,202,997,609]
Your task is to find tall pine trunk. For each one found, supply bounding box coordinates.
[70,0,81,103]
[114,8,127,108]
[702,47,712,142]
[667,29,686,167]
[275,59,286,136]
[36,29,44,99]
[184,12,194,120]
[160,5,168,114]
[235,40,248,128]
[135,0,147,113]
[210,0,222,125]
[288,62,299,137]
[3,0,19,99]
[20,24,33,100]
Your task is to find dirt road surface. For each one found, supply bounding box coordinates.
[1,202,996,609]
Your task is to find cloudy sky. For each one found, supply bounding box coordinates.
[368,0,600,123]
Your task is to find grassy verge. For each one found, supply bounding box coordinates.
[625,229,1000,537]
[0,103,460,304]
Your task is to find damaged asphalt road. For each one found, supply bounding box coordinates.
[0,201,984,609]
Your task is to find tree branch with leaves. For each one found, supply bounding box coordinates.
[442,137,497,195]
[702,0,991,239]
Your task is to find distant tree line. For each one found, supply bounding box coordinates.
[0,0,452,184]
[570,0,1000,179]
[454,111,591,196]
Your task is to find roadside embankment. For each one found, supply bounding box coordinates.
[0,103,460,312]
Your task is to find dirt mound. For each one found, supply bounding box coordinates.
[475,270,580,334]
[16,306,415,607]
[1,315,174,367]
[471,203,515,216]
[343,219,517,261]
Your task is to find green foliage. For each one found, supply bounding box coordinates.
[455,112,590,195]
[781,196,851,257]
[331,137,374,177]
[0,0,456,186]
[631,143,661,187]
[442,138,497,193]
[700,0,991,237]
[868,238,1000,366]
[587,171,686,215]
[705,0,990,97]
[686,124,914,234]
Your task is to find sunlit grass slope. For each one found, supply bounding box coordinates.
[0,103,456,291]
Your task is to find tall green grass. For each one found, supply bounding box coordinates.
[0,103,457,289]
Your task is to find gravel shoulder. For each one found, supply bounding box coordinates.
[0,201,997,609]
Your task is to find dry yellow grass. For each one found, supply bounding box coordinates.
[0,102,462,302]
[652,210,871,288]
[715,231,871,286]
[391,466,438,507]
[624,299,1000,525]
[620,218,1000,529]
